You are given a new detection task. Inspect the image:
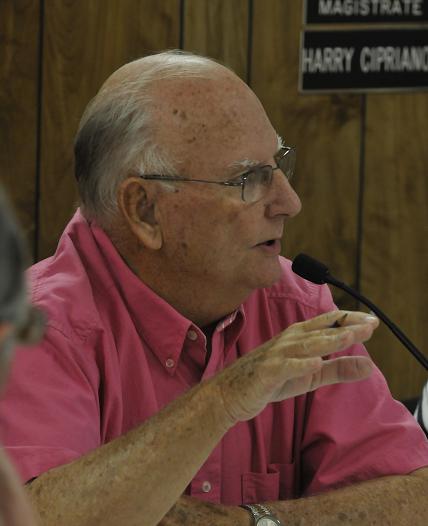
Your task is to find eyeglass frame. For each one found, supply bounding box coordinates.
[136,146,296,203]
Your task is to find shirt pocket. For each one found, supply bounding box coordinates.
[242,462,296,504]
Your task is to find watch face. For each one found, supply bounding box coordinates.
[259,518,279,526]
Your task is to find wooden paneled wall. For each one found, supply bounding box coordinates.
[1,0,427,400]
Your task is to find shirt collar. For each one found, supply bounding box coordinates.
[88,215,245,374]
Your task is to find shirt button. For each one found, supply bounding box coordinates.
[165,358,175,368]
[201,481,211,493]
[187,329,198,341]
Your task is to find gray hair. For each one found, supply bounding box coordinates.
[0,189,27,327]
[74,50,222,228]
[0,189,45,378]
[0,189,28,379]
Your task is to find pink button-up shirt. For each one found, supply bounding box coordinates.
[0,210,427,504]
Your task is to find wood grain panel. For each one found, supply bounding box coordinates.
[251,0,362,311]
[38,0,180,259]
[183,0,248,81]
[0,0,40,258]
[362,93,428,400]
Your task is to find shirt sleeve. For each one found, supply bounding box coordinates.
[0,326,101,483]
[299,285,428,495]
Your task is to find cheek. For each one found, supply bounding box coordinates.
[160,197,213,262]
[223,203,262,249]
[199,201,248,253]
[162,202,190,246]
[160,192,251,264]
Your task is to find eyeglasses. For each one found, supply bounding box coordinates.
[137,146,296,203]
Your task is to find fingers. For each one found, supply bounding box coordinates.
[284,356,323,378]
[271,355,374,401]
[274,320,377,361]
[310,356,374,390]
[217,312,377,423]
[291,321,376,347]
[290,310,379,334]
[283,331,353,359]
[337,311,379,329]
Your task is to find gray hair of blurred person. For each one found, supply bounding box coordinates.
[74,50,221,229]
[0,191,28,379]
[0,190,44,385]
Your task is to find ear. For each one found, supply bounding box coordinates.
[118,177,163,250]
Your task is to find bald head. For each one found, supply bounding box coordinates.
[150,72,274,180]
[74,51,231,226]
[100,51,221,92]
[74,51,277,229]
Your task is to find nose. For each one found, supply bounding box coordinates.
[264,169,302,218]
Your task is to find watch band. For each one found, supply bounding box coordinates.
[241,503,284,525]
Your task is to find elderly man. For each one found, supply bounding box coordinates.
[0,193,379,526]
[1,51,427,526]
[0,190,378,526]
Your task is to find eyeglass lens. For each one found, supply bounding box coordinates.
[243,149,295,203]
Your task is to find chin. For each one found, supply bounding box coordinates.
[249,258,283,290]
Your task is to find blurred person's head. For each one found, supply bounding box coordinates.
[0,188,42,525]
[0,190,43,388]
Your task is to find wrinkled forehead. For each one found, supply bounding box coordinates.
[149,74,277,177]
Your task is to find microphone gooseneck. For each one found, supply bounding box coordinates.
[292,253,428,371]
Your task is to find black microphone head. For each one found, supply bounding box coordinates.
[292,253,330,285]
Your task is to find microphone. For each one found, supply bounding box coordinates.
[292,253,428,370]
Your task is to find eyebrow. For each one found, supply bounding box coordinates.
[227,134,285,173]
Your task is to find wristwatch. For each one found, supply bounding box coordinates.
[241,503,283,526]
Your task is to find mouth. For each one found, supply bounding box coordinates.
[255,238,279,247]
[254,238,282,254]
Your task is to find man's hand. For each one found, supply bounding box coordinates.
[216,310,378,424]
[25,310,380,526]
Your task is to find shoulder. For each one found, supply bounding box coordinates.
[28,212,105,343]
